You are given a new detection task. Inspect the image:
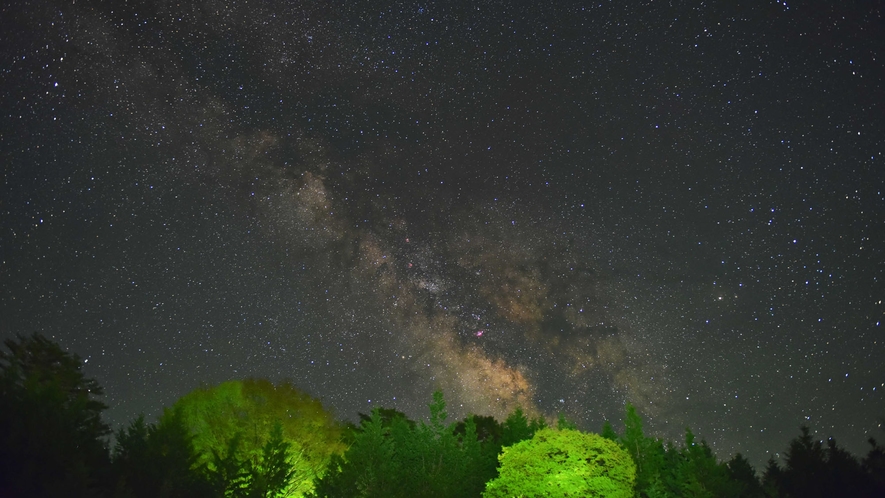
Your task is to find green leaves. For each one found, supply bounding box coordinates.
[168,378,345,497]
[256,422,299,497]
[312,390,497,498]
[483,428,636,498]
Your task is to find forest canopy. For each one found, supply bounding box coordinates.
[1,334,883,497]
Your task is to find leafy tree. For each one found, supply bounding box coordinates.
[169,378,345,496]
[455,414,504,446]
[609,404,754,498]
[0,333,111,497]
[483,428,636,498]
[209,433,251,496]
[455,414,505,489]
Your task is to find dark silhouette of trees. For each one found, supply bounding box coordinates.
[454,414,504,445]
[109,409,213,497]
[761,426,880,498]
[725,453,765,498]
[863,437,885,496]
[0,333,111,497]
[357,406,415,430]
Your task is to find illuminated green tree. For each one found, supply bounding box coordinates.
[168,378,345,496]
[483,428,636,498]
[249,422,299,497]
[620,402,666,495]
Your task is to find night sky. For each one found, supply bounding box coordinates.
[2,0,883,468]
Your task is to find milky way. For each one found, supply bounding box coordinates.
[1,0,882,467]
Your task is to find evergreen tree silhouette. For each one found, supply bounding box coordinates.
[0,333,111,497]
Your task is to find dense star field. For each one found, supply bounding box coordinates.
[1,0,882,467]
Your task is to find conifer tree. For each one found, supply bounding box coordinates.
[0,333,111,496]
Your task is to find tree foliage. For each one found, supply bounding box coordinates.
[483,428,636,498]
[3,336,884,498]
[168,378,345,496]
[501,406,547,447]
[313,390,500,498]
[608,404,763,498]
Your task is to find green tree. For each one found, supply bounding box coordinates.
[502,406,546,447]
[456,415,503,445]
[245,422,298,498]
[169,378,345,496]
[0,333,111,497]
[209,433,251,497]
[455,414,505,491]
[671,429,732,498]
[312,390,496,498]
[311,407,400,497]
[556,413,578,431]
[619,403,666,496]
[483,428,636,498]
[600,420,618,441]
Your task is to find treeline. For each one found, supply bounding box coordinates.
[1,333,883,497]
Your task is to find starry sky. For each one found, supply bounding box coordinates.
[1,0,883,467]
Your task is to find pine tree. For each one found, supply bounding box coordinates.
[0,333,111,496]
[620,402,666,496]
